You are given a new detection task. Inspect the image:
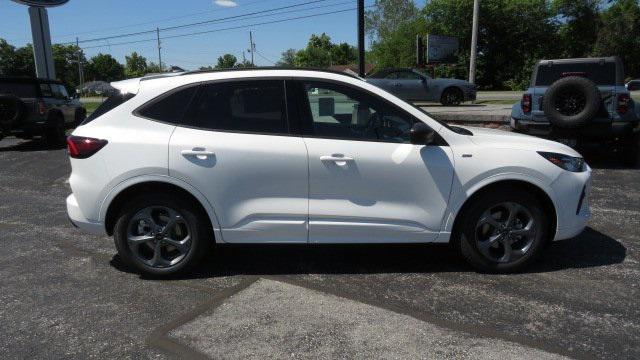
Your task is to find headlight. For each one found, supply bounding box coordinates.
[538,152,586,172]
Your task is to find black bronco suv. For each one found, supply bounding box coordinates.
[0,77,86,145]
[510,57,639,165]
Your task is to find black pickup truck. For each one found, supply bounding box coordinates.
[0,77,86,145]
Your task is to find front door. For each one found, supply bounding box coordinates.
[168,80,309,243]
[293,80,454,243]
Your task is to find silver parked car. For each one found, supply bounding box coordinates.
[366,68,476,105]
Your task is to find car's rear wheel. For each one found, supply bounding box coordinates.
[456,187,550,273]
[113,193,211,276]
[440,87,463,106]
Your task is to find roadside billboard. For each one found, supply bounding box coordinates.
[426,34,459,64]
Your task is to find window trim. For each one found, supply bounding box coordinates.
[133,78,296,138]
[291,78,447,145]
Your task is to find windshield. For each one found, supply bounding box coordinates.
[0,82,37,97]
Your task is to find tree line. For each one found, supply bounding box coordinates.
[1,0,638,91]
[360,0,640,89]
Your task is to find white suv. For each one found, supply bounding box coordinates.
[66,69,591,276]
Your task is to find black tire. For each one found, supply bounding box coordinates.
[440,87,463,106]
[455,186,550,273]
[543,76,600,128]
[113,193,212,276]
[0,94,26,129]
[43,114,66,146]
[620,133,639,167]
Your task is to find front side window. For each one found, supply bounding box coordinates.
[185,80,288,134]
[39,83,53,97]
[300,81,416,143]
[394,71,422,80]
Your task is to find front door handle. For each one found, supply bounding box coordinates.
[181,149,215,159]
[320,155,354,166]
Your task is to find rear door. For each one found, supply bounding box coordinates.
[167,79,309,243]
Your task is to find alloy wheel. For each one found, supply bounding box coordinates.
[127,206,192,268]
[474,202,536,264]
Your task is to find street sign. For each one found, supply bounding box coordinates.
[11,0,69,7]
[426,34,459,64]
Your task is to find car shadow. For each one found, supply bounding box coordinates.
[110,226,625,280]
[0,138,66,152]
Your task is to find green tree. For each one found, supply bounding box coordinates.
[365,0,419,40]
[593,0,640,78]
[52,43,85,89]
[146,62,162,74]
[369,17,426,70]
[234,59,254,68]
[85,53,124,82]
[215,54,238,69]
[552,0,601,58]
[276,48,297,67]
[125,52,148,78]
[294,33,358,68]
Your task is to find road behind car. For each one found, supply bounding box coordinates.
[0,137,638,359]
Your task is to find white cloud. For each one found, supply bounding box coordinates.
[214,0,238,7]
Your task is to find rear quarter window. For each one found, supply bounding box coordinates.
[535,62,617,86]
[82,92,135,125]
[135,85,198,124]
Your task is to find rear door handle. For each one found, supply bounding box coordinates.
[181,149,215,159]
[320,155,354,165]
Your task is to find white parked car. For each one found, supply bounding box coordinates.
[66,69,591,276]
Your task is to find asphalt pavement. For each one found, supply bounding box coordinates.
[0,136,638,359]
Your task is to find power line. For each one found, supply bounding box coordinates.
[53,0,266,40]
[81,6,367,50]
[69,0,333,45]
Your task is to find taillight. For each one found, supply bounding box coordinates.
[66,136,108,159]
[38,100,46,115]
[521,94,532,113]
[617,93,630,114]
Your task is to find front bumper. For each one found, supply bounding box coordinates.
[551,167,591,241]
[66,194,105,235]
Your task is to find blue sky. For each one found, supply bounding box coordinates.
[0,0,423,70]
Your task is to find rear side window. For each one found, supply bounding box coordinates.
[184,80,288,134]
[535,62,617,86]
[82,92,135,125]
[0,82,37,97]
[136,85,198,124]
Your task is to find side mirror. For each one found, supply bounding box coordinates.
[420,76,427,83]
[410,122,435,145]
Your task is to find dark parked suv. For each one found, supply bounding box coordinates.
[510,57,639,165]
[0,77,86,144]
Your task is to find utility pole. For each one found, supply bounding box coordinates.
[468,0,479,84]
[249,31,255,66]
[156,27,163,72]
[76,37,84,96]
[357,0,365,77]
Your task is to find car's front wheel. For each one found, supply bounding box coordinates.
[455,187,550,273]
[440,87,463,106]
[113,193,211,276]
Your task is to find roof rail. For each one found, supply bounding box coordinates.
[180,66,362,79]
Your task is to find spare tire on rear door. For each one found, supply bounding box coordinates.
[542,76,601,128]
[0,94,26,129]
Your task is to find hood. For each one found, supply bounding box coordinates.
[460,126,582,157]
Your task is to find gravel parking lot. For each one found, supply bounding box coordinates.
[0,136,638,359]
